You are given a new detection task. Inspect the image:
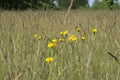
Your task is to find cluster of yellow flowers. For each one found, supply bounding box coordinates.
[45,57,54,62]
[48,42,57,48]
[34,28,97,63]
[48,39,57,48]
[60,30,68,36]
[67,35,78,42]
[59,30,78,43]
[34,34,42,40]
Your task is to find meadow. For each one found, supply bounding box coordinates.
[0,10,120,80]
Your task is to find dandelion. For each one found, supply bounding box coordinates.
[63,30,68,35]
[45,57,54,62]
[60,31,63,35]
[76,27,80,32]
[51,39,57,43]
[67,35,77,42]
[59,30,68,37]
[81,36,85,41]
[34,34,42,40]
[37,36,42,40]
[71,35,77,41]
[92,28,97,33]
[59,38,64,42]
[34,34,38,38]
[67,37,72,42]
[48,43,56,48]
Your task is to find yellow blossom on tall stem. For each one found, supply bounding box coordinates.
[45,57,54,62]
[59,38,65,42]
[63,30,68,35]
[60,31,63,35]
[51,39,57,43]
[34,34,42,40]
[48,43,56,48]
[67,35,77,42]
[92,28,97,34]
[76,27,80,32]
[34,34,38,38]
[71,35,77,41]
[81,36,85,41]
[59,30,68,37]
[67,36,72,42]
[37,36,42,40]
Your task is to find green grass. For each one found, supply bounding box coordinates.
[0,10,120,80]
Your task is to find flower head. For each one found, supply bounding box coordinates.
[45,57,54,62]
[63,31,68,35]
[34,34,42,40]
[34,34,39,38]
[60,31,63,35]
[67,35,77,42]
[51,39,57,43]
[48,43,56,48]
[76,27,80,32]
[37,36,42,40]
[71,35,77,41]
[81,36,85,41]
[92,28,97,33]
[59,38,65,42]
[59,30,68,37]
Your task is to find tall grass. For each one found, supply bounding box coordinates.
[0,10,120,80]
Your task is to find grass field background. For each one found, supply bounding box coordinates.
[0,10,120,80]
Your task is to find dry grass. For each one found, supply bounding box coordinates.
[0,10,120,80]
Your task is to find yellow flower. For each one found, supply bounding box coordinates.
[67,35,77,42]
[81,36,85,41]
[63,30,68,35]
[37,36,42,40]
[48,43,56,48]
[67,36,72,42]
[76,27,80,32]
[59,38,65,42]
[34,34,42,40]
[72,35,77,41]
[51,39,57,43]
[60,30,68,37]
[60,31,63,35]
[34,34,38,38]
[92,28,97,33]
[45,57,54,62]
